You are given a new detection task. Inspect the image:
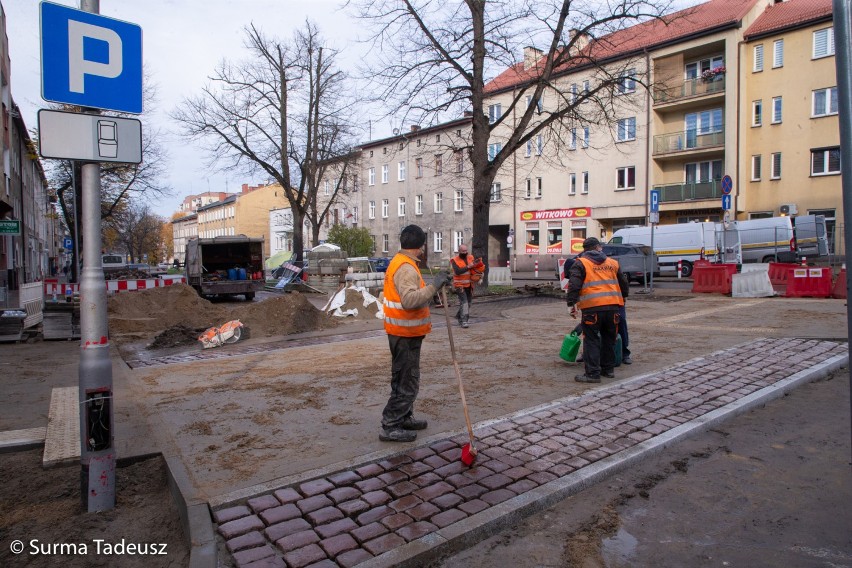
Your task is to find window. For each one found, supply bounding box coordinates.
[488,103,502,124]
[382,234,389,253]
[686,55,724,79]
[490,183,501,202]
[582,172,589,194]
[685,108,723,148]
[324,180,330,196]
[583,80,590,94]
[536,135,543,156]
[570,83,578,104]
[618,68,636,93]
[616,166,635,190]
[753,44,764,72]
[569,173,576,195]
[582,127,590,148]
[369,201,376,219]
[368,167,375,186]
[415,195,423,215]
[455,149,464,173]
[685,159,723,183]
[771,96,782,124]
[526,94,543,114]
[813,87,838,117]
[434,232,443,252]
[352,207,358,224]
[454,190,464,211]
[525,178,532,199]
[811,147,841,176]
[813,27,835,59]
[617,117,636,142]
[771,153,782,180]
[435,154,443,175]
[773,39,784,68]
[398,197,406,216]
[381,199,389,218]
[752,100,762,126]
[416,158,423,177]
[454,231,464,251]
[488,143,501,161]
[536,177,543,198]
[569,128,577,150]
[398,161,406,181]
[525,139,532,157]
[434,192,443,213]
[751,155,761,181]
[381,164,389,183]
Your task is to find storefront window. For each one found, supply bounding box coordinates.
[525,222,540,254]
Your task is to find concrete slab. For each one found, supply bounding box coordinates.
[0,426,46,452]
[43,386,79,467]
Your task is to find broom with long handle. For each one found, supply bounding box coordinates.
[439,287,477,466]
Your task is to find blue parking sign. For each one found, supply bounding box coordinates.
[40,1,143,113]
[63,236,73,250]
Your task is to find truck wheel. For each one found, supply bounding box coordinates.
[245,292,255,301]
[761,255,777,263]
[192,286,203,297]
[680,261,694,278]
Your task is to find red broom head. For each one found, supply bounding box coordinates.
[461,443,477,466]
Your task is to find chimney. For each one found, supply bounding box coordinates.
[463,110,473,117]
[567,29,591,53]
[410,125,420,132]
[242,183,249,193]
[523,46,543,70]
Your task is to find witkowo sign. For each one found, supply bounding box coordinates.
[40,1,142,113]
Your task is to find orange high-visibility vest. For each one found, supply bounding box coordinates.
[383,254,432,337]
[576,256,625,310]
[451,256,474,288]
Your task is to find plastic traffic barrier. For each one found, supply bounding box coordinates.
[767,262,801,285]
[784,267,832,298]
[692,263,737,294]
[832,268,847,299]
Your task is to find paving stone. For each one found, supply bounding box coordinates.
[387,480,420,497]
[481,459,511,473]
[399,461,432,477]
[227,530,267,553]
[430,508,467,528]
[356,504,394,525]
[265,518,312,542]
[526,459,555,472]
[354,477,385,493]
[351,521,389,544]
[242,556,286,568]
[430,492,463,509]
[282,543,326,568]
[481,488,516,506]
[414,481,455,501]
[479,473,513,490]
[260,504,302,525]
[433,461,467,477]
[503,465,534,481]
[381,512,414,530]
[307,506,344,526]
[548,463,575,477]
[338,499,369,517]
[397,520,438,542]
[327,471,362,487]
[220,515,265,539]
[361,490,392,507]
[336,548,374,568]
[430,440,458,453]
[528,471,558,485]
[232,543,276,565]
[327,486,361,505]
[274,487,302,504]
[388,494,422,512]
[299,479,335,497]
[248,494,281,513]
[378,455,413,469]
[297,495,333,514]
[319,533,358,559]
[214,505,252,524]
[303,560,337,568]
[355,463,384,478]
[378,470,409,485]
[315,517,358,539]
[407,447,436,461]
[445,472,477,489]
[458,499,489,515]
[363,533,407,556]
[275,529,320,553]
[455,483,488,501]
[407,501,440,522]
[506,479,539,494]
[462,466,495,482]
[422,454,450,469]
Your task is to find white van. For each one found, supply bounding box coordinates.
[609,222,717,277]
[101,253,126,274]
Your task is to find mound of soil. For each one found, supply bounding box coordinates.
[148,324,203,349]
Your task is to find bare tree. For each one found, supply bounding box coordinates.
[171,21,359,262]
[352,0,678,278]
[104,202,164,264]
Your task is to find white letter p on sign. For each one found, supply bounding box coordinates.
[67,20,123,94]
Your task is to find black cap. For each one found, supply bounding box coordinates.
[582,237,602,250]
[400,225,426,249]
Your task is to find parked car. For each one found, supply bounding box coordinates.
[560,244,658,285]
[369,257,391,272]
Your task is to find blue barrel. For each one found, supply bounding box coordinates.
[227,268,237,280]
[238,268,247,280]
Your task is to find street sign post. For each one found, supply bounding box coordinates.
[650,189,660,212]
[722,194,732,210]
[0,220,21,235]
[38,110,142,163]
[40,1,143,113]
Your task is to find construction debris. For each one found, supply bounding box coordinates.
[325,285,383,320]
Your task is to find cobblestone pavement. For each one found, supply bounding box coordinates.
[211,337,847,568]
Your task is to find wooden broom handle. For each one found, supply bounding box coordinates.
[440,287,476,446]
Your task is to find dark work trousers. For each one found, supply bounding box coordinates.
[381,334,424,429]
[619,304,630,357]
[581,310,620,378]
[455,286,473,324]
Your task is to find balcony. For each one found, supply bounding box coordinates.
[653,129,724,157]
[653,75,726,106]
[653,180,724,203]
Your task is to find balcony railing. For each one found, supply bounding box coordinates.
[653,180,724,202]
[654,75,726,105]
[653,129,724,155]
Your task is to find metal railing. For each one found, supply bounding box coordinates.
[653,75,726,105]
[653,129,724,155]
[652,180,725,202]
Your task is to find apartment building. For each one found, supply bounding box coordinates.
[179,191,232,214]
[268,207,294,257]
[171,212,197,266]
[195,183,289,257]
[741,0,840,250]
[356,118,473,267]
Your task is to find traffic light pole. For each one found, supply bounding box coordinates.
[78,0,115,512]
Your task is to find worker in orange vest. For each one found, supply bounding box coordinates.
[450,243,485,328]
[565,237,629,383]
[380,225,452,442]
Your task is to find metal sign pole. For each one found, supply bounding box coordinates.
[78,0,115,513]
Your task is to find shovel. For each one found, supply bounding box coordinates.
[439,287,477,466]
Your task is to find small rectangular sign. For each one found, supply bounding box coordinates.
[650,189,660,213]
[0,220,21,235]
[793,269,808,278]
[38,109,142,163]
[809,268,823,277]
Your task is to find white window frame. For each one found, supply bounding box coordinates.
[382,234,389,253]
[570,83,578,104]
[812,87,838,117]
[569,173,576,195]
[490,182,501,202]
[617,117,636,142]
[525,139,532,157]
[381,164,389,183]
[751,155,761,181]
[433,232,443,252]
[381,199,389,218]
[770,152,782,180]
[535,135,543,156]
[454,190,464,212]
[582,127,590,148]
[398,197,406,217]
[488,103,502,124]
[398,161,406,181]
[773,39,784,68]
[618,68,636,94]
[434,192,443,213]
[536,177,543,198]
[369,200,376,219]
[525,178,532,199]
[488,142,502,161]
[569,128,577,151]
[454,231,464,251]
[811,147,841,176]
[771,96,782,124]
[813,27,835,59]
[582,171,589,194]
[753,44,764,72]
[415,195,423,215]
[416,158,423,177]
[752,100,762,126]
[368,167,375,186]
[435,154,443,176]
[685,55,724,80]
[616,166,636,190]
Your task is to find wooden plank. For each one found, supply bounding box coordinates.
[43,386,80,467]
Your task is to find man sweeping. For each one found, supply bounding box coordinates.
[380,225,452,442]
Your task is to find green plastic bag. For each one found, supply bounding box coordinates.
[614,333,623,367]
[559,331,581,362]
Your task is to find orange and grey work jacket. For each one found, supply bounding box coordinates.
[383,253,432,337]
[575,257,625,311]
[451,256,474,288]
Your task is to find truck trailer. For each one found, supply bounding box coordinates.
[184,236,265,301]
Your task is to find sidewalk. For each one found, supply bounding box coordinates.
[211,338,846,568]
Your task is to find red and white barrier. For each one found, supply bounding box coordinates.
[44,276,187,297]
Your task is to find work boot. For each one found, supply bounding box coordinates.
[400,416,428,430]
[602,370,615,378]
[379,428,417,442]
[622,355,633,365]
[576,354,584,363]
[574,374,601,383]
[461,321,469,328]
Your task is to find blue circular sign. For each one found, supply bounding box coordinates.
[721,175,733,195]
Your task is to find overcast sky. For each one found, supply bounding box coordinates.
[5,0,370,218]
